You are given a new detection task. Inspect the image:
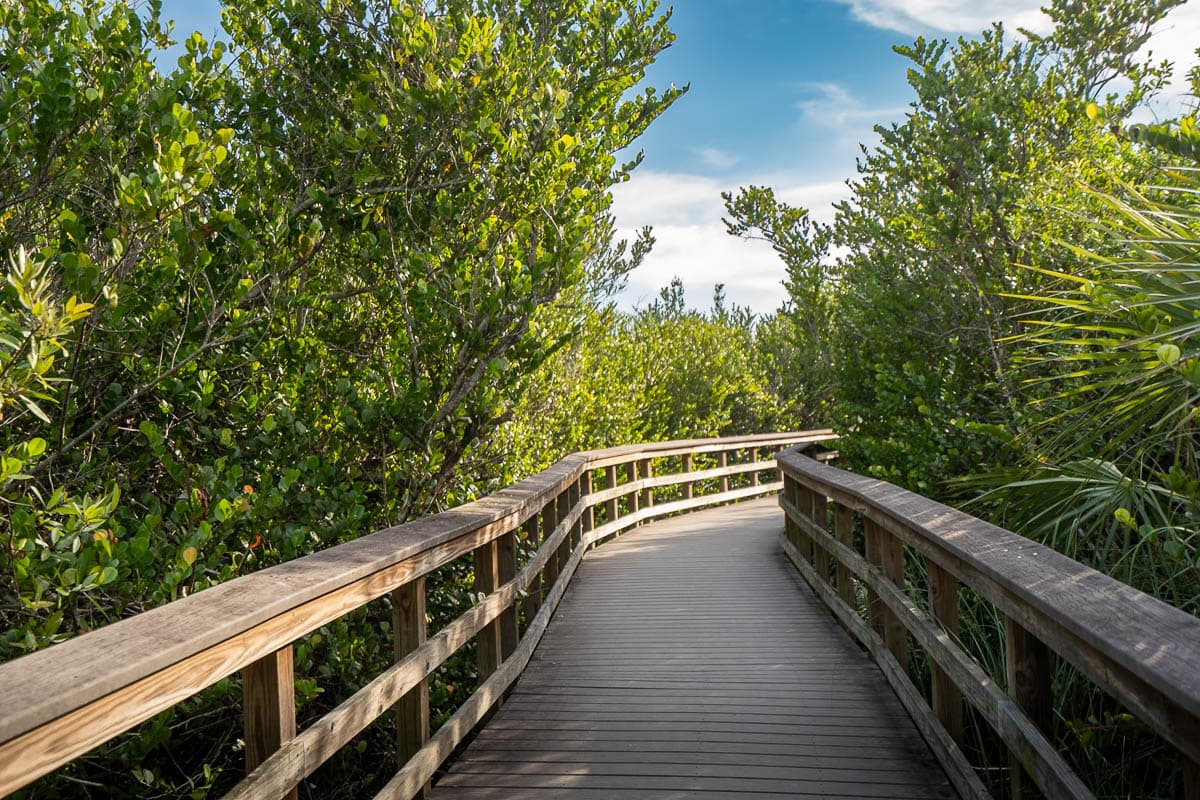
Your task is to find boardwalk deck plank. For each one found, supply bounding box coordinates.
[433,498,958,799]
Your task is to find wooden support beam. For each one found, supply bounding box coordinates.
[604,465,618,526]
[568,480,582,550]
[928,562,964,745]
[242,646,298,800]
[880,527,908,669]
[864,518,886,637]
[1005,616,1053,800]
[393,578,428,796]
[521,514,542,625]
[581,470,594,551]
[496,530,518,661]
[750,448,760,486]
[627,461,639,529]
[834,504,855,609]
[473,540,501,683]
[718,451,729,494]
[556,489,572,576]
[811,490,830,583]
[638,458,653,512]
[541,500,558,598]
[681,453,694,499]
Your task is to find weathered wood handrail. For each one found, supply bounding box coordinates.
[0,431,833,798]
[777,447,1200,800]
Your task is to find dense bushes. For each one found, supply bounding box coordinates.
[0,0,683,795]
[727,0,1199,795]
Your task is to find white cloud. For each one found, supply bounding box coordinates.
[835,0,1051,35]
[836,0,1199,104]
[795,82,908,129]
[610,171,849,314]
[692,146,740,170]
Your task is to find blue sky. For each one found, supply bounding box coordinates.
[158,0,1199,312]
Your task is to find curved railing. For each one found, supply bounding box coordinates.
[0,431,833,798]
[777,447,1200,800]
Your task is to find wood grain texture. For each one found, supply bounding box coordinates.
[434,499,956,800]
[394,578,429,774]
[0,433,837,797]
[928,562,964,744]
[782,493,1093,800]
[243,646,297,800]
[778,448,1200,766]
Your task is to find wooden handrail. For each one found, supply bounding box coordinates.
[777,447,1200,800]
[0,430,833,797]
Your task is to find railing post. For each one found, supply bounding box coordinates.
[497,528,518,661]
[863,518,887,636]
[393,577,428,793]
[581,470,594,548]
[880,524,908,668]
[521,513,542,625]
[243,646,298,800]
[637,458,653,516]
[834,504,855,609]
[557,487,572,572]
[1005,617,1053,800]
[928,562,964,744]
[473,539,501,683]
[718,450,729,494]
[540,499,558,602]
[750,447,760,486]
[782,474,798,548]
[569,478,582,550]
[604,465,618,526]
[627,461,639,528]
[796,485,813,562]
[811,490,830,583]
[682,453,694,499]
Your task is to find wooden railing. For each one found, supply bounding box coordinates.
[777,447,1200,800]
[0,431,833,798]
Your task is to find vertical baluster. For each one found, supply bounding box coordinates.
[1183,757,1199,800]
[581,469,594,548]
[473,538,501,683]
[521,514,542,626]
[604,465,618,527]
[628,461,639,522]
[811,490,830,583]
[750,447,760,486]
[682,453,694,499]
[718,450,729,494]
[556,488,572,573]
[928,562,964,744]
[1005,617,1052,800]
[639,458,653,513]
[864,518,886,637]
[393,578,428,796]
[796,485,813,563]
[243,646,298,799]
[497,528,518,661]
[541,499,558,599]
[834,504,855,609]
[880,524,908,667]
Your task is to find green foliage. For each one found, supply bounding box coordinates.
[722,186,832,424]
[727,1,1197,795]
[0,0,681,795]
[495,278,790,478]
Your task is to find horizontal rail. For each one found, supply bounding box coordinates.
[777,447,1200,800]
[0,430,833,797]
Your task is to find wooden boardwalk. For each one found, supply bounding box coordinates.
[434,497,957,799]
